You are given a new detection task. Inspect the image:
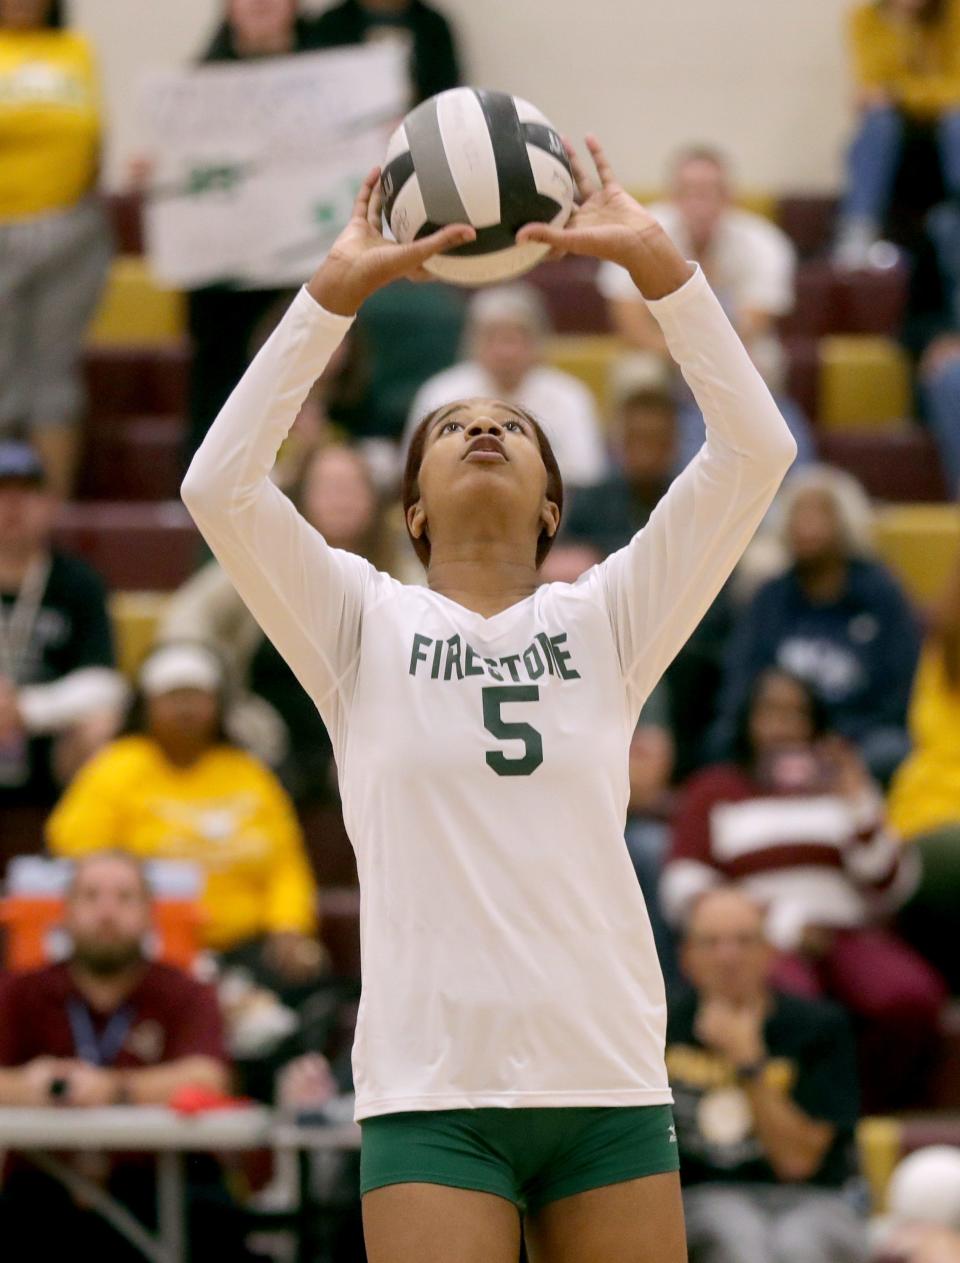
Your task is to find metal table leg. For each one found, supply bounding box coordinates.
[157,1151,187,1263]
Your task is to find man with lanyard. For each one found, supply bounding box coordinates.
[0,439,125,809]
[0,850,248,1259]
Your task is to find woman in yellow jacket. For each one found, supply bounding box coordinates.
[887,550,960,991]
[0,0,112,494]
[836,0,960,265]
[47,641,324,988]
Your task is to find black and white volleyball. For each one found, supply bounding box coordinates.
[381,88,575,286]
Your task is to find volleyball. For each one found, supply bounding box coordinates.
[380,87,575,286]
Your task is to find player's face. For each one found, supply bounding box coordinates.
[0,0,51,28]
[682,891,771,1002]
[787,488,844,565]
[66,858,151,974]
[0,481,54,552]
[302,446,376,549]
[410,399,558,560]
[227,0,297,45]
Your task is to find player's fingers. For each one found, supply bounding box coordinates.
[352,167,380,221]
[403,222,475,264]
[562,136,596,202]
[367,175,385,230]
[585,134,618,188]
[518,222,599,258]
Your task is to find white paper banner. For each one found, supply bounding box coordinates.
[140,44,409,288]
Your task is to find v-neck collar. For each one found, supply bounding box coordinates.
[420,585,539,631]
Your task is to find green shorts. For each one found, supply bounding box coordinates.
[360,1104,679,1213]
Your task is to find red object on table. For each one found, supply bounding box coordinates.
[169,1085,251,1115]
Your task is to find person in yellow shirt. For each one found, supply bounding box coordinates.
[836,0,960,266]
[46,641,325,991]
[0,0,112,494]
[888,548,960,991]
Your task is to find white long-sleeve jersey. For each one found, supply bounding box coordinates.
[182,265,796,1120]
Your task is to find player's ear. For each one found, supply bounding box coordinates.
[406,499,428,542]
[539,498,560,540]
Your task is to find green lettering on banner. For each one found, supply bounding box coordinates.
[443,634,464,681]
[409,633,431,677]
[549,633,581,680]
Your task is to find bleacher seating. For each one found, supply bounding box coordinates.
[874,502,960,603]
[819,336,911,430]
[823,432,949,505]
[54,500,200,590]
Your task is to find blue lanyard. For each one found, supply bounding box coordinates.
[67,997,135,1068]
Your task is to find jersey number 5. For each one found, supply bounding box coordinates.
[482,686,543,776]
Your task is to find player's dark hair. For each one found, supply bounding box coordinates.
[732,666,830,768]
[401,404,564,570]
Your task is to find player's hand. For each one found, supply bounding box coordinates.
[308,167,475,317]
[516,135,693,298]
[263,931,328,984]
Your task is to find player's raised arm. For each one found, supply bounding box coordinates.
[181,172,474,726]
[521,139,797,710]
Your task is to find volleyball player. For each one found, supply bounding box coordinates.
[181,137,797,1262]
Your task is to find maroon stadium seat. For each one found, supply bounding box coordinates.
[104,192,145,255]
[79,416,184,502]
[527,257,611,334]
[53,501,200,591]
[780,261,908,338]
[783,336,820,421]
[319,887,361,979]
[819,430,948,502]
[777,194,839,259]
[84,343,191,424]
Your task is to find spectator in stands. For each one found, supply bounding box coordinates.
[708,465,920,782]
[405,283,608,490]
[310,0,461,105]
[835,0,960,269]
[888,543,960,990]
[0,850,250,1259]
[556,354,733,779]
[669,887,868,1263]
[596,146,815,469]
[0,440,126,811]
[46,641,324,995]
[182,1,330,462]
[0,0,112,494]
[667,666,944,1111]
[160,442,407,802]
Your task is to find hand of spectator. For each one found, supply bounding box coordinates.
[516,135,692,299]
[277,1053,337,1112]
[21,1057,75,1106]
[819,736,872,801]
[126,153,155,191]
[307,167,475,317]
[920,334,960,382]
[263,932,328,984]
[695,997,767,1069]
[59,1061,121,1108]
[0,675,24,742]
[855,86,894,113]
